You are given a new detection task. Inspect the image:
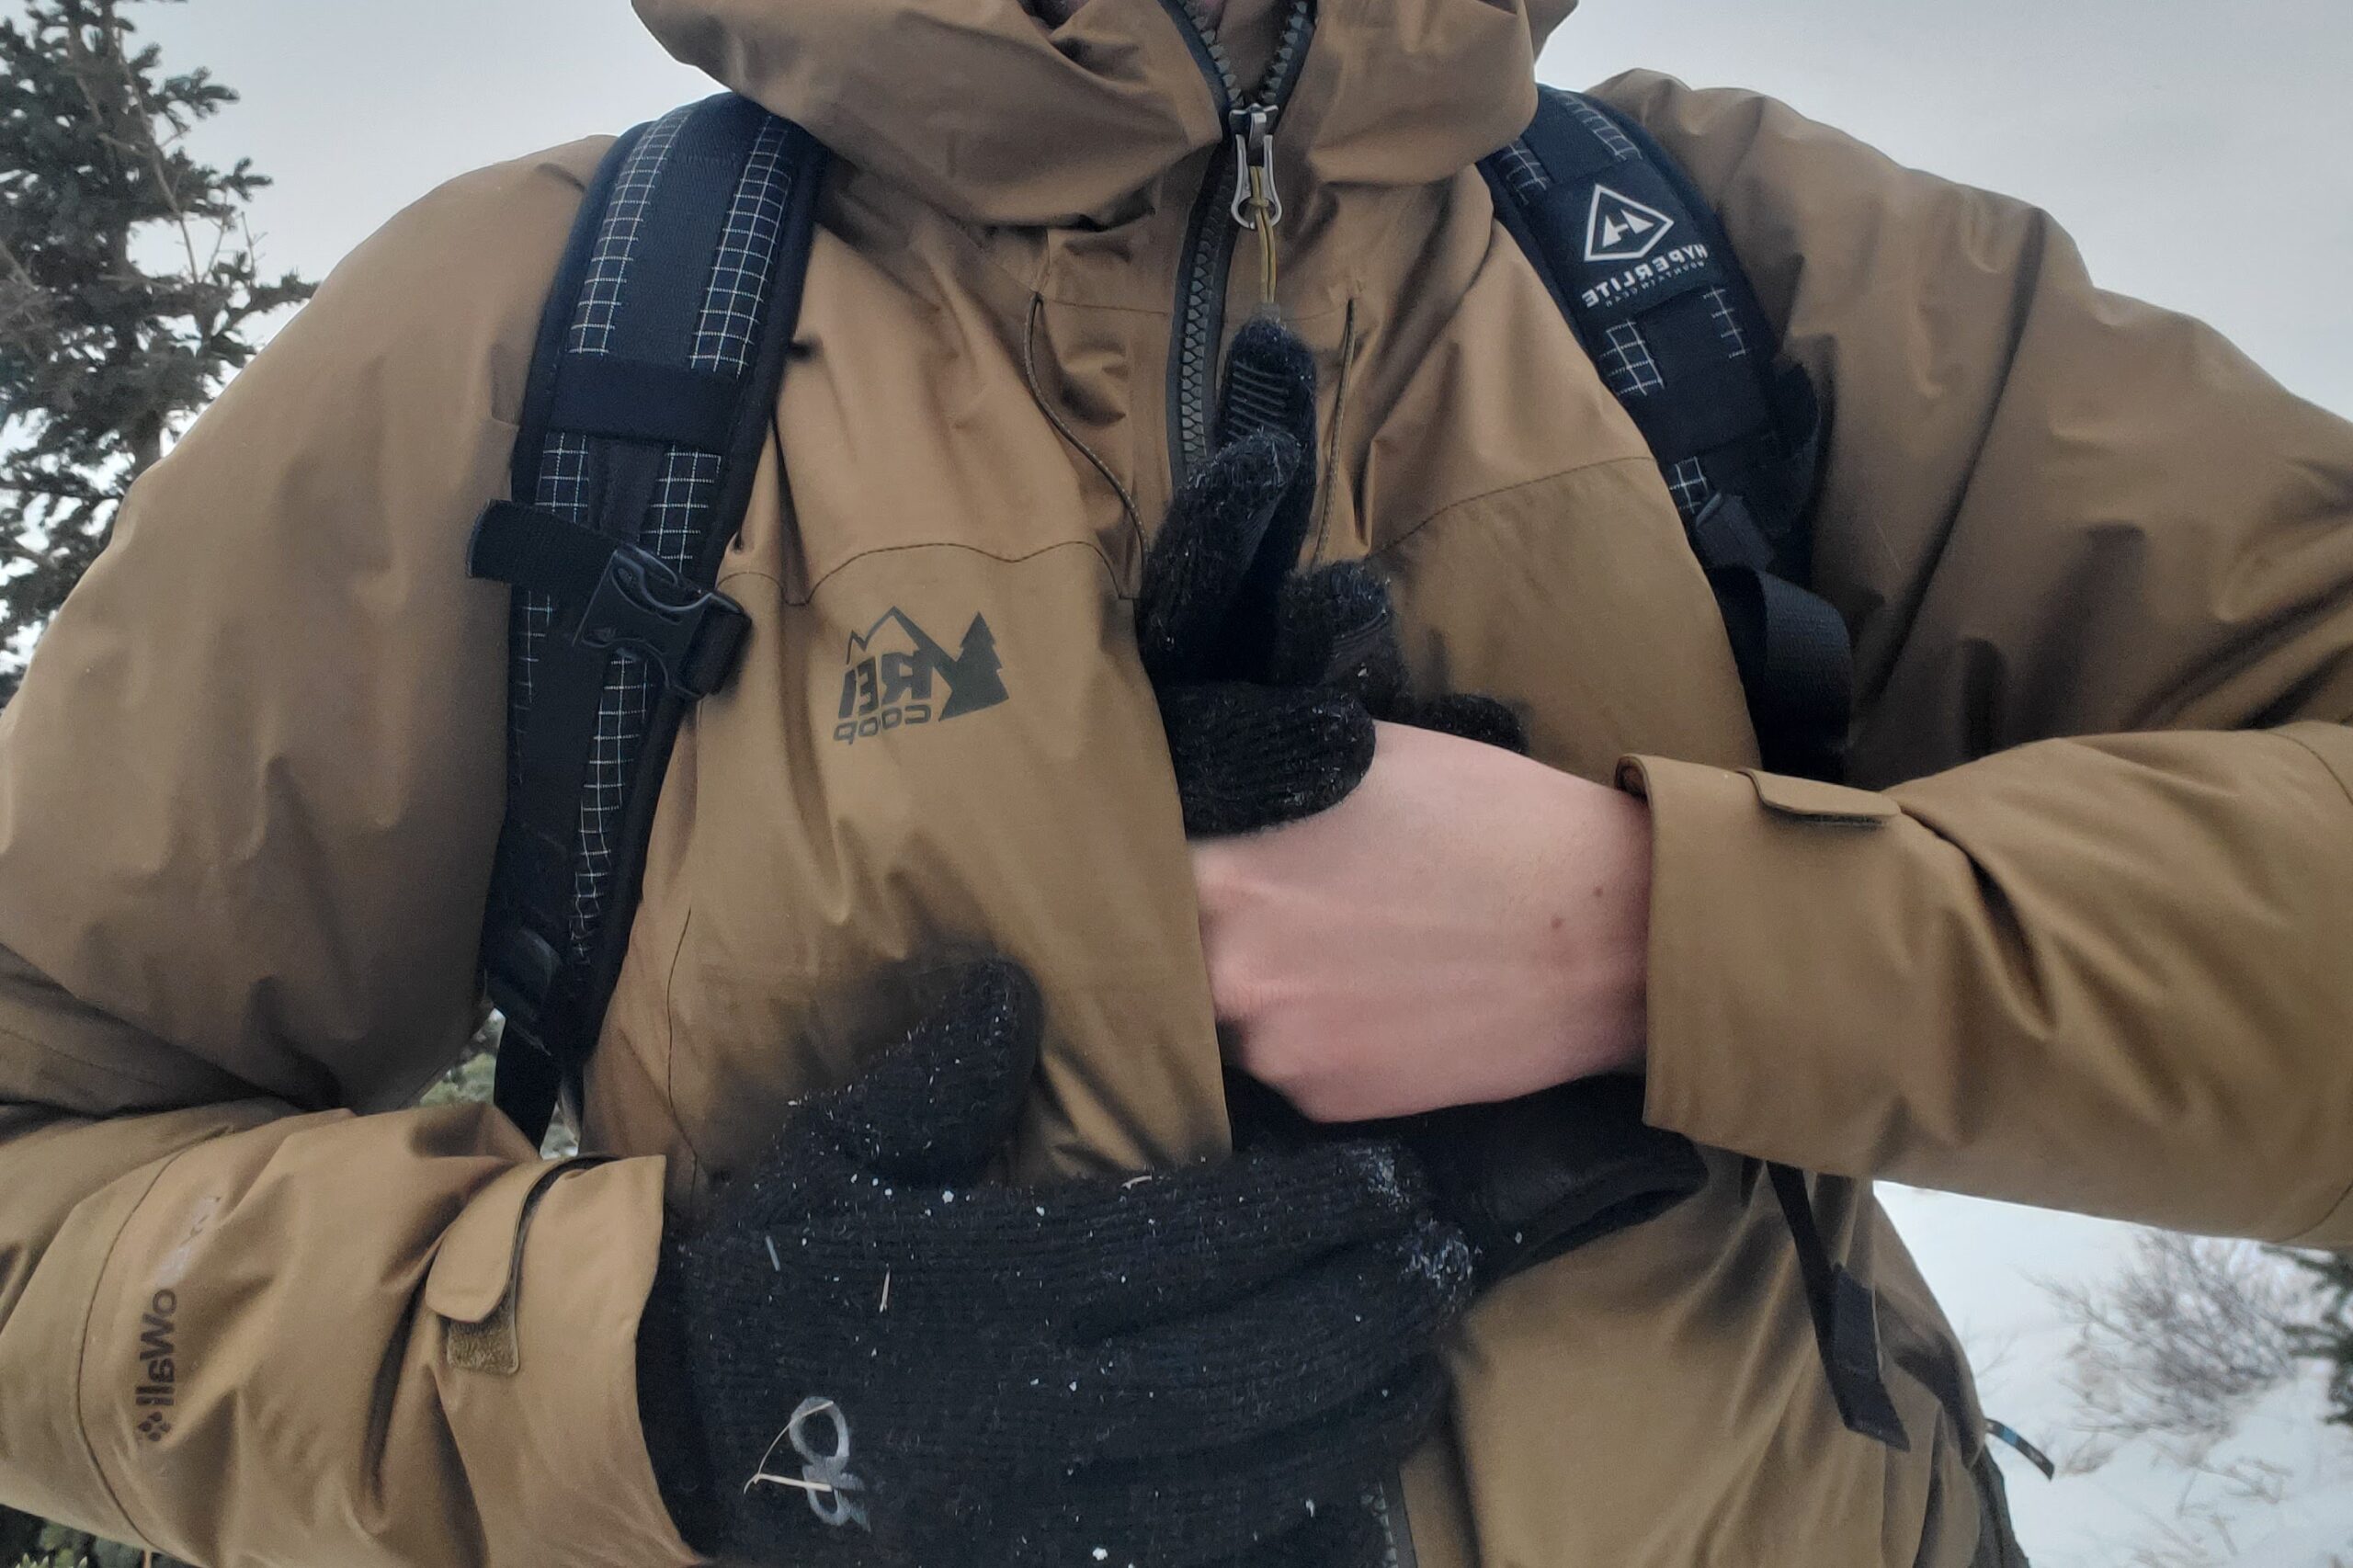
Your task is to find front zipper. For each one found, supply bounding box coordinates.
[1157,0,1316,488]
[1154,13,1419,1562]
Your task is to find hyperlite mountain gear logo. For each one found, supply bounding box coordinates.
[1585,185,1676,264]
[835,608,1007,744]
[132,1289,177,1440]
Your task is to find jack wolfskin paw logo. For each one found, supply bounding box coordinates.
[834,608,1007,745]
[135,1411,172,1443]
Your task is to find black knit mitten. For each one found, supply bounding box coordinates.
[636,959,1472,1568]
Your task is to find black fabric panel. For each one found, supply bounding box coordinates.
[546,360,745,451]
[603,97,764,367]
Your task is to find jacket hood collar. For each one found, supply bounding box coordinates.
[634,0,1577,226]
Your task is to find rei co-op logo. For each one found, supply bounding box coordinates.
[834,608,1007,745]
[132,1289,178,1442]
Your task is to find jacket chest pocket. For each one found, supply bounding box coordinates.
[1375,460,1763,779]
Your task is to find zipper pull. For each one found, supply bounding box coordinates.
[1228,106,1283,309]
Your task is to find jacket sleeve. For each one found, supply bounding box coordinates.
[1589,73,2353,1248]
[0,142,695,1567]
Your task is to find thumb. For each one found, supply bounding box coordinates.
[1267,562,1408,713]
[819,958,1044,1185]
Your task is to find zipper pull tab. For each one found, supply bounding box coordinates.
[1228,106,1283,309]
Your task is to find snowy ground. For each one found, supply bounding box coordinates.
[1883,1189,2353,1567]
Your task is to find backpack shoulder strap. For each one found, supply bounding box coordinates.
[1478,87,1851,783]
[1481,89,1908,1455]
[466,95,828,1144]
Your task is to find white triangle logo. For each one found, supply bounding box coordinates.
[1585,185,1676,264]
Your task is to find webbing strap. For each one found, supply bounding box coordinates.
[1478,89,1853,781]
[473,96,828,1144]
[1769,1164,1910,1450]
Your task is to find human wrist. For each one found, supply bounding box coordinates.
[1541,771,1653,1081]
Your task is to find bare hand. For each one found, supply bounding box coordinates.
[1191,722,1653,1123]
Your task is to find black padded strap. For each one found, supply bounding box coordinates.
[470,501,751,699]
[474,96,829,1143]
[1480,89,1853,782]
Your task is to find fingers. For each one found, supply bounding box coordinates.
[1063,1221,1472,1460]
[1212,318,1323,675]
[1140,428,1302,687]
[1267,562,1406,715]
[1216,315,1320,454]
[1036,1140,1438,1330]
[1160,681,1374,837]
[819,957,1044,1185]
[1032,1359,1450,1568]
[1141,319,1325,691]
[1208,1493,1395,1568]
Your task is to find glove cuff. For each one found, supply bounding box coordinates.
[636,1239,726,1555]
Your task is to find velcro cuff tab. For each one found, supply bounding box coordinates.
[427,1161,606,1374]
[1745,771,1899,825]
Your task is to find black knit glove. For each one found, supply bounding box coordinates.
[636,959,1472,1568]
[1140,320,1703,1283]
[1139,318,1524,838]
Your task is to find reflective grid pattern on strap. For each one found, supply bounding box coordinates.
[508,107,802,960]
[1562,92,1639,160]
[1494,137,1551,200]
[1598,320,1665,401]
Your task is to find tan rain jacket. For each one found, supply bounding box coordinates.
[2,0,2349,1563]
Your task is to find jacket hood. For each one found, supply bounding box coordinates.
[634,0,1578,226]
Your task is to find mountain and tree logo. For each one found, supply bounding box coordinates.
[1584,185,1676,264]
[834,608,1007,744]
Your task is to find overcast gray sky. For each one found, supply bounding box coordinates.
[49,2,2353,1561]
[130,0,2353,418]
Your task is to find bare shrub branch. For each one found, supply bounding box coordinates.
[2045,1231,2313,1471]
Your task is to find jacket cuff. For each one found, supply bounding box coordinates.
[431,1155,705,1568]
[1615,756,1907,1170]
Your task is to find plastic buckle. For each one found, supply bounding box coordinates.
[483,923,564,1041]
[574,546,749,699]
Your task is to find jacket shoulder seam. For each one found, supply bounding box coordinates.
[1368,454,1661,560]
[2284,1172,2353,1249]
[0,1015,206,1100]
